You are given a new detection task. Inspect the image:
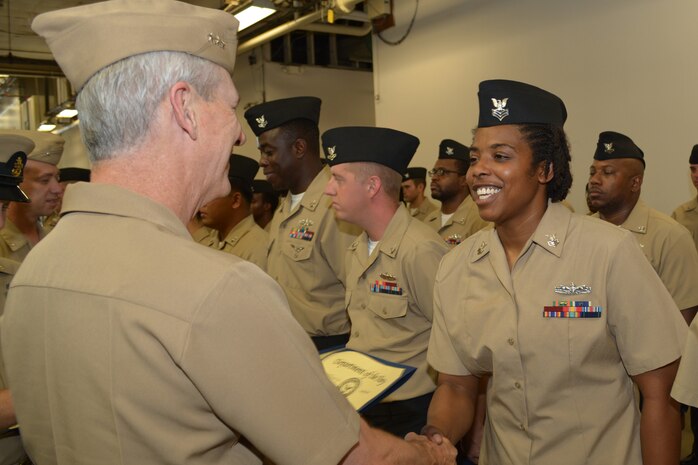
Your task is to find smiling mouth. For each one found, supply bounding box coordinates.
[475,186,501,200]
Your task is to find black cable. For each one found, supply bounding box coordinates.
[377,0,418,46]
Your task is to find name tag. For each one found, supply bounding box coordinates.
[543,301,602,318]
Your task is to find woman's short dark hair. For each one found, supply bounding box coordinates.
[519,124,572,202]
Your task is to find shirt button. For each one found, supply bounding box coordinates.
[354,331,360,337]
[518,424,525,431]
[382,309,387,315]
[514,382,521,389]
[507,338,515,346]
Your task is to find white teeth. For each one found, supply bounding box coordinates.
[476,186,501,199]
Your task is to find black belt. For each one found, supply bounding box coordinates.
[311,333,349,351]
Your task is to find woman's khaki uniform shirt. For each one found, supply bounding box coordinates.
[428,202,687,465]
[345,205,447,401]
[1,183,359,465]
[424,196,489,247]
[267,166,361,337]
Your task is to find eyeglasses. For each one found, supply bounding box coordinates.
[428,168,465,177]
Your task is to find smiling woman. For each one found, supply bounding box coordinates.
[423,79,688,465]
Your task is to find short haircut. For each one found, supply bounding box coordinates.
[277,119,320,156]
[349,162,402,201]
[77,51,224,162]
[229,178,253,204]
[518,124,573,202]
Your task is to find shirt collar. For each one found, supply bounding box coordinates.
[620,200,649,235]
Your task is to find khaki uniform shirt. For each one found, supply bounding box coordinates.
[346,206,447,401]
[267,166,361,336]
[203,215,268,271]
[594,200,698,311]
[672,196,698,251]
[1,183,359,465]
[674,318,698,407]
[191,225,214,245]
[425,196,489,247]
[0,258,27,465]
[408,197,439,222]
[0,220,46,263]
[428,202,687,465]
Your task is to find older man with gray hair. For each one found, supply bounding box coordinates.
[0,2,456,465]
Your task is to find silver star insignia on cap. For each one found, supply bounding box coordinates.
[256,115,268,128]
[604,142,614,154]
[491,98,509,121]
[207,33,226,49]
[327,146,337,161]
[446,147,454,155]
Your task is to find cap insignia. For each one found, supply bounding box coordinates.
[207,33,227,49]
[256,115,268,129]
[446,147,454,156]
[327,146,337,161]
[604,143,614,154]
[491,98,509,121]
[554,283,591,295]
[11,157,23,177]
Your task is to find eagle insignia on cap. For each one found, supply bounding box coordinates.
[11,157,23,177]
[327,146,337,161]
[604,143,614,154]
[256,115,268,129]
[491,98,509,121]
[207,33,227,49]
[446,147,454,156]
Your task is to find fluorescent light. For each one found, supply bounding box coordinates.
[57,109,78,118]
[235,1,276,31]
[38,124,56,132]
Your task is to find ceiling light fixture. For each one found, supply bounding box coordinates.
[57,108,78,119]
[234,0,277,31]
[38,123,56,132]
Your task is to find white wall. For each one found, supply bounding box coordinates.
[373,0,698,214]
[234,52,376,170]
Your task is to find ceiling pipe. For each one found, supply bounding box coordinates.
[237,0,365,55]
[299,22,371,37]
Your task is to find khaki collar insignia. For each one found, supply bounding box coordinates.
[327,146,337,161]
[491,98,509,121]
[207,33,226,49]
[554,283,591,295]
[476,241,487,255]
[545,233,559,247]
[604,142,614,154]
[256,115,268,128]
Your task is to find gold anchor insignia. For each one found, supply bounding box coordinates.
[326,146,337,161]
[380,273,396,281]
[256,115,268,128]
[298,219,314,229]
[546,234,559,247]
[11,157,23,177]
[604,142,614,154]
[476,241,487,255]
[207,32,226,49]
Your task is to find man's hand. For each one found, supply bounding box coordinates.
[405,431,457,465]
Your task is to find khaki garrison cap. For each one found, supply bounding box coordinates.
[0,130,64,166]
[31,0,240,91]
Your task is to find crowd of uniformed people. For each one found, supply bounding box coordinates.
[0,1,697,465]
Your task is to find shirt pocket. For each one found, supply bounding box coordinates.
[281,239,314,262]
[367,293,408,319]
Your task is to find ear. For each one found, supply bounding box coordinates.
[292,138,308,159]
[630,174,643,193]
[366,175,382,199]
[169,81,198,141]
[231,191,243,209]
[538,161,554,184]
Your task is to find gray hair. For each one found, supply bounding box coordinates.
[77,51,224,162]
